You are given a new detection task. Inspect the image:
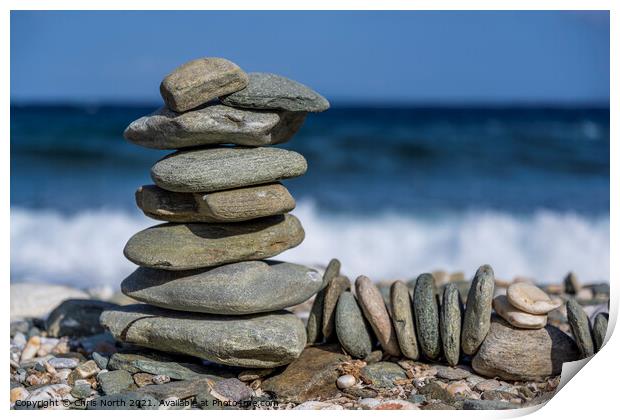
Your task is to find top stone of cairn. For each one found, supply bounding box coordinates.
[221,73,330,112]
[160,57,249,112]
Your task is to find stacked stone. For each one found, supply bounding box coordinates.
[100,57,330,369]
[308,263,581,381]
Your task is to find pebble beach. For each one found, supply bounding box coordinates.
[10,56,610,410]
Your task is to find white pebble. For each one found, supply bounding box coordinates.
[336,374,356,389]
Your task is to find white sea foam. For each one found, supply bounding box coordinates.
[10,202,609,288]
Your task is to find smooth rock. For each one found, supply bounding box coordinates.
[10,283,89,321]
[101,305,306,368]
[262,345,349,403]
[125,105,305,149]
[435,365,471,381]
[322,276,351,340]
[356,276,401,356]
[474,379,502,392]
[46,299,118,337]
[563,272,580,295]
[107,351,230,380]
[507,283,560,315]
[418,381,454,402]
[463,399,518,410]
[493,295,547,329]
[390,281,419,360]
[461,265,495,355]
[336,374,356,389]
[88,392,159,410]
[306,258,341,344]
[74,360,100,380]
[221,72,329,112]
[160,57,248,112]
[98,370,135,395]
[141,378,212,400]
[413,273,441,360]
[136,183,295,223]
[71,380,92,399]
[92,352,109,370]
[122,260,321,315]
[440,283,462,366]
[592,312,608,352]
[361,362,407,388]
[132,372,154,387]
[150,147,307,193]
[48,357,79,370]
[123,214,304,270]
[566,299,595,357]
[335,291,373,359]
[210,378,253,402]
[472,316,580,380]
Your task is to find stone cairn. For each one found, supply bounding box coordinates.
[100,57,330,369]
[308,262,596,383]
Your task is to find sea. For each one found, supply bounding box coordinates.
[10,104,610,288]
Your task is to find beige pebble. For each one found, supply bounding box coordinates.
[20,336,41,362]
[493,295,547,329]
[11,387,30,404]
[474,379,502,392]
[374,400,420,410]
[507,282,560,314]
[74,360,100,379]
[152,375,171,385]
[446,381,471,397]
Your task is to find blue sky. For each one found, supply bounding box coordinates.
[11,10,609,104]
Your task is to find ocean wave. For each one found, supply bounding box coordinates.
[10,203,609,288]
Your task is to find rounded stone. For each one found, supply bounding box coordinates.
[136,183,296,223]
[471,316,580,381]
[592,312,608,352]
[390,281,419,360]
[336,374,356,389]
[440,283,462,366]
[160,57,248,113]
[322,276,351,340]
[413,273,441,360]
[356,276,401,356]
[306,259,341,344]
[123,214,304,270]
[124,105,306,149]
[335,292,373,359]
[507,282,560,315]
[100,305,306,368]
[150,147,307,193]
[221,72,330,112]
[566,299,595,358]
[121,260,322,315]
[493,295,547,329]
[461,264,495,355]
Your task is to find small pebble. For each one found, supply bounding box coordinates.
[11,386,29,404]
[20,336,41,362]
[152,374,171,385]
[74,360,100,379]
[336,374,356,389]
[71,380,93,399]
[48,357,79,370]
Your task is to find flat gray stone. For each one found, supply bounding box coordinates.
[121,260,322,315]
[98,370,135,395]
[123,214,304,270]
[335,292,373,359]
[139,378,211,400]
[108,351,234,380]
[592,312,608,352]
[413,273,441,360]
[221,72,329,112]
[471,316,580,381]
[160,57,248,112]
[461,265,495,355]
[566,299,594,357]
[361,362,407,388]
[306,258,341,344]
[136,183,296,223]
[356,276,401,356]
[124,105,306,149]
[150,147,307,193]
[321,276,351,341]
[100,305,306,368]
[46,299,119,338]
[434,365,471,381]
[390,281,419,360]
[440,283,462,366]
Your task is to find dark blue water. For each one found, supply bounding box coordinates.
[11,104,609,216]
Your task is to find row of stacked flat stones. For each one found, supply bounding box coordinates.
[313,262,591,380]
[99,57,330,369]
